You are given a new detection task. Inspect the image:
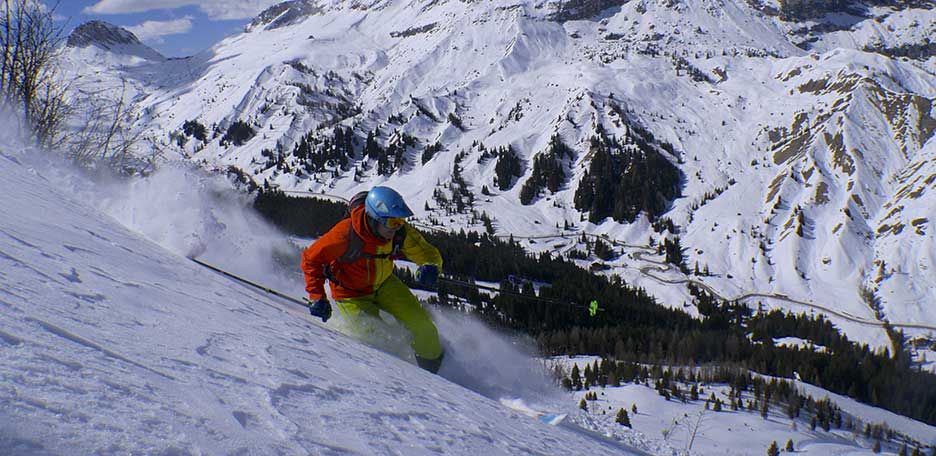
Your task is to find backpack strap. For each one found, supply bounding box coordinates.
[324,226,408,295]
[374,226,407,259]
[337,223,364,263]
[335,217,406,263]
[335,190,373,264]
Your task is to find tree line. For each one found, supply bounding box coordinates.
[251,185,936,427]
[574,125,683,223]
[564,359,930,453]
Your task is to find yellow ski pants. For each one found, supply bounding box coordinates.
[336,274,443,360]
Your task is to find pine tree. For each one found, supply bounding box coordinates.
[561,377,573,391]
[579,398,588,411]
[616,409,632,427]
[632,404,638,414]
[664,236,689,274]
[421,142,441,164]
[364,129,381,160]
[767,440,779,456]
[899,444,908,456]
[873,440,881,453]
[493,145,522,191]
[570,364,582,390]
[785,439,794,451]
[182,119,208,142]
[221,120,256,147]
[608,369,618,387]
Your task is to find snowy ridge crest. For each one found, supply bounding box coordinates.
[66,21,164,61]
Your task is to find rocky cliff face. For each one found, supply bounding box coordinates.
[66,21,164,61]
[775,0,933,20]
[545,0,631,22]
[247,1,324,32]
[67,21,141,49]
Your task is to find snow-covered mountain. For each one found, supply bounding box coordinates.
[60,0,936,354]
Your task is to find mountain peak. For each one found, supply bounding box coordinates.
[68,21,141,49]
[246,0,323,32]
[67,21,164,60]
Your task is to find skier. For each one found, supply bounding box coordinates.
[301,186,445,373]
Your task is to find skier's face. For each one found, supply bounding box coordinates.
[374,218,403,240]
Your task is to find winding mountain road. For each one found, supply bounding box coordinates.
[289,192,936,332]
[491,230,936,332]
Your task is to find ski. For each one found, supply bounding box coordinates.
[538,413,568,426]
[499,398,567,426]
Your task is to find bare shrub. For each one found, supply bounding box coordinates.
[1,0,68,147]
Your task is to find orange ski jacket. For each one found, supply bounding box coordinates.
[302,205,442,301]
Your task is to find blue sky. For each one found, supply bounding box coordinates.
[49,1,284,57]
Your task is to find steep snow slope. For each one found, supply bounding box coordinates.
[0,129,640,454]
[60,0,936,351]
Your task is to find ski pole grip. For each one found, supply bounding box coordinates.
[308,298,332,322]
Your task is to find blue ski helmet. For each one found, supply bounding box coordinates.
[364,186,413,222]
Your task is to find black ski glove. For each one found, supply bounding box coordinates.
[308,298,332,322]
[416,264,439,290]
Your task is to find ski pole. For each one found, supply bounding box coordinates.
[439,277,598,317]
[190,257,309,307]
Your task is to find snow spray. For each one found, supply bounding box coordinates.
[430,306,565,409]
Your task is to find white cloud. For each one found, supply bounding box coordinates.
[126,16,193,43]
[199,1,285,20]
[83,0,283,20]
[82,0,193,15]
